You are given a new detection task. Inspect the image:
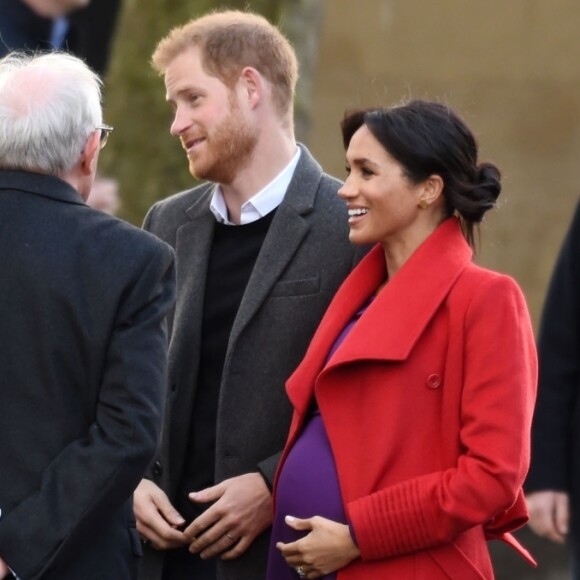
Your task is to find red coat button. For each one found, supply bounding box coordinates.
[426,374,441,389]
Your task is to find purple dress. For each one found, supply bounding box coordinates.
[266,303,369,580]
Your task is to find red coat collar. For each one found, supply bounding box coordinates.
[287,218,472,410]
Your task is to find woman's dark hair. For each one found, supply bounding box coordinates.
[340,100,501,248]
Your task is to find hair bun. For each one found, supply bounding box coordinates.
[454,162,501,224]
[476,162,501,202]
[461,162,501,223]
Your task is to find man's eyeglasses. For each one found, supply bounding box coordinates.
[96,124,114,149]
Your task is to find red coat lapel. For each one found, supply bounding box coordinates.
[285,245,384,413]
[328,218,473,365]
[287,218,472,412]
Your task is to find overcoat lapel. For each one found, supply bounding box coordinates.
[171,198,215,361]
[287,218,473,411]
[228,145,322,353]
[329,218,473,365]
[166,189,215,480]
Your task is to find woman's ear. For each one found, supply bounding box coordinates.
[419,174,444,206]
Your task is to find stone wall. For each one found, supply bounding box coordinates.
[310,0,580,327]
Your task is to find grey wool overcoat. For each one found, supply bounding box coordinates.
[139,145,364,580]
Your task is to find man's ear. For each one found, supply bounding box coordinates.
[80,130,100,176]
[238,66,263,109]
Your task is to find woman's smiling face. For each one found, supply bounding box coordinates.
[338,124,425,249]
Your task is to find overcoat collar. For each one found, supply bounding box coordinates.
[287,218,473,410]
[0,169,85,206]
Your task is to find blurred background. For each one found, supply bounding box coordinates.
[99,1,575,576]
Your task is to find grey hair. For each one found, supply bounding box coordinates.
[0,51,103,175]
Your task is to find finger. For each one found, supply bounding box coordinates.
[554,494,570,538]
[189,481,226,504]
[534,513,564,544]
[155,497,186,528]
[528,502,562,543]
[527,499,554,537]
[135,481,186,529]
[221,534,251,560]
[276,542,305,565]
[135,499,186,547]
[282,554,303,567]
[276,540,306,559]
[136,498,181,535]
[139,521,187,550]
[199,531,241,559]
[285,515,313,531]
[183,508,221,543]
[188,520,228,553]
[154,505,185,529]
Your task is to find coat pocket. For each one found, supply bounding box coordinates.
[270,276,320,297]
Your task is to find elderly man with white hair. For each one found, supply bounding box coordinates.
[0,52,175,580]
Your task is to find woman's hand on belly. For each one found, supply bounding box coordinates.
[276,515,360,578]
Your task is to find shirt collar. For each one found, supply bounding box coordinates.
[209,147,301,225]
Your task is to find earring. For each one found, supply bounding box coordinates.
[418,199,429,209]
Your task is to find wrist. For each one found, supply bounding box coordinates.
[343,524,361,561]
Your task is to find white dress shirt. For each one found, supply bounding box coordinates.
[209,147,301,225]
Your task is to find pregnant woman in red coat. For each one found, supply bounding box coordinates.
[267,99,538,579]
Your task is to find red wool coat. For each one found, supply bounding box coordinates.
[278,218,538,579]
